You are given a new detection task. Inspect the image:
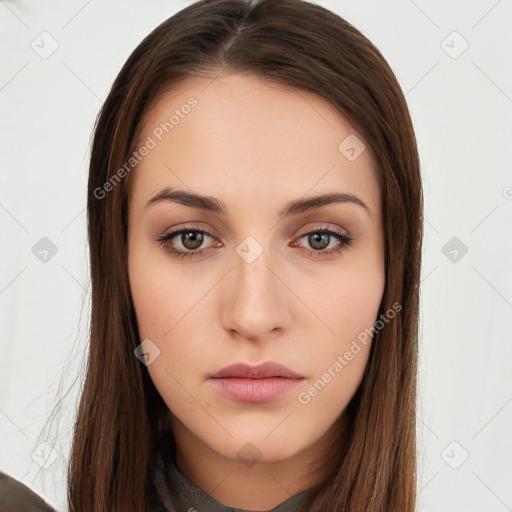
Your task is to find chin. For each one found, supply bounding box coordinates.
[206,426,314,466]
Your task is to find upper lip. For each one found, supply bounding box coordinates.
[209,362,305,379]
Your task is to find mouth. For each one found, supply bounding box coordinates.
[208,361,306,403]
[209,361,305,379]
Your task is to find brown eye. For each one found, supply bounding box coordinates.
[180,231,204,250]
[156,226,220,259]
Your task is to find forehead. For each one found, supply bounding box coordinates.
[129,72,380,213]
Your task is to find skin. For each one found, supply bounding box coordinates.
[127,71,385,510]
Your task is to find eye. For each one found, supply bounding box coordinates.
[156,225,353,260]
[156,225,220,259]
[292,227,353,257]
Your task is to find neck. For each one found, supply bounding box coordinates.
[170,416,344,510]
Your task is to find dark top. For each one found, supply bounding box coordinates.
[0,470,57,512]
[0,455,313,512]
[150,451,312,512]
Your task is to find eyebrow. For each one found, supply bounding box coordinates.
[145,186,371,218]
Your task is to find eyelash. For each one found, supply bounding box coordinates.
[156,224,354,260]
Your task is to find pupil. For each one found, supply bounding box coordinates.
[310,233,329,250]
[183,231,203,250]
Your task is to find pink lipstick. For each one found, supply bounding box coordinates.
[208,362,305,403]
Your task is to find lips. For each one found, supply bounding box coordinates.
[208,362,306,403]
[209,361,305,379]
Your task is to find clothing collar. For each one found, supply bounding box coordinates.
[151,451,312,512]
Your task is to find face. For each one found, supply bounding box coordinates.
[127,72,385,469]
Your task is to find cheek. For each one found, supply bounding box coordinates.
[128,238,181,340]
[312,256,385,343]
[295,283,380,422]
[128,243,212,383]
[130,277,172,340]
[297,249,384,408]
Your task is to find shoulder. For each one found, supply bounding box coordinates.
[0,470,57,512]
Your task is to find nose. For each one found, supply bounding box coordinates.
[220,241,292,342]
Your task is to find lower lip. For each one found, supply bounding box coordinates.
[209,377,304,403]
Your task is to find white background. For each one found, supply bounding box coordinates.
[1,1,511,511]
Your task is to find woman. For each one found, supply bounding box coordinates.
[69,0,423,510]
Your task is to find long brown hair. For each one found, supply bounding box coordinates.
[68,0,423,510]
